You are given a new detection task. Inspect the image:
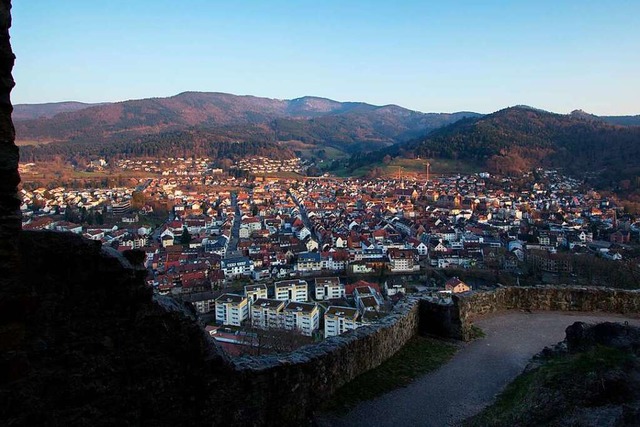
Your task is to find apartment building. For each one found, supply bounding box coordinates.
[324,306,359,337]
[245,283,268,303]
[387,248,419,272]
[274,279,308,302]
[250,298,285,330]
[214,293,249,326]
[221,256,254,278]
[353,286,384,314]
[314,277,345,300]
[283,301,320,336]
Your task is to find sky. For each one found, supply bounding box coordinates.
[10,0,640,115]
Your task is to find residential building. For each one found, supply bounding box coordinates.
[215,293,249,326]
[250,298,285,330]
[296,252,322,272]
[274,279,308,302]
[314,277,345,300]
[283,301,320,336]
[387,248,419,272]
[353,286,384,314]
[182,291,217,314]
[324,306,360,337]
[245,284,268,303]
[444,277,471,293]
[221,256,254,278]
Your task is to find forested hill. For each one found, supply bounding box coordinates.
[19,129,296,164]
[15,92,484,163]
[14,91,479,150]
[409,106,640,178]
[13,101,105,121]
[570,109,640,127]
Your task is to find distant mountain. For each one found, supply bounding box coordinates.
[12,101,104,121]
[407,106,640,181]
[15,91,480,161]
[570,109,640,127]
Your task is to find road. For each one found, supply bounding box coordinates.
[289,189,319,242]
[225,192,242,258]
[135,178,153,192]
[316,311,640,427]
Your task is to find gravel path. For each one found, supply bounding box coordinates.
[315,311,640,427]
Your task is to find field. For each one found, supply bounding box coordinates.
[333,157,482,178]
[19,162,156,188]
[279,140,350,162]
[15,138,56,146]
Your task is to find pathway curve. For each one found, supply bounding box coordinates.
[315,311,640,427]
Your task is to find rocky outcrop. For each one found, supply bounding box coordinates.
[467,321,640,427]
[565,321,640,353]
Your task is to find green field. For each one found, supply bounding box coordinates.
[279,140,350,162]
[333,157,482,178]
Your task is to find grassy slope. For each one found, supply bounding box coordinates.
[333,157,482,178]
[322,335,458,413]
[465,346,638,426]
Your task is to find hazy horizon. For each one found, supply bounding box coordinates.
[12,90,639,118]
[11,1,640,115]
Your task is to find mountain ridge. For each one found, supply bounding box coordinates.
[15,91,482,162]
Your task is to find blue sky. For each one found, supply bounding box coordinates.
[10,0,640,115]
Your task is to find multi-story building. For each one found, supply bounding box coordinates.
[221,256,254,278]
[250,298,285,330]
[283,301,320,336]
[314,277,345,300]
[387,248,419,272]
[324,306,359,337]
[245,284,268,303]
[111,200,131,216]
[353,286,384,314]
[274,279,308,302]
[182,291,217,314]
[214,293,249,326]
[296,252,322,272]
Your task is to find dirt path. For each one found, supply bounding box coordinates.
[315,311,640,427]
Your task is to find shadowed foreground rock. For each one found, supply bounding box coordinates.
[0,232,231,426]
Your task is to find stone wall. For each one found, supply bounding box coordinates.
[455,286,640,341]
[220,297,421,425]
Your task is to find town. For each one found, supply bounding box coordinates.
[19,157,640,355]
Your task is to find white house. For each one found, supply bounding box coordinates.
[221,257,254,278]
